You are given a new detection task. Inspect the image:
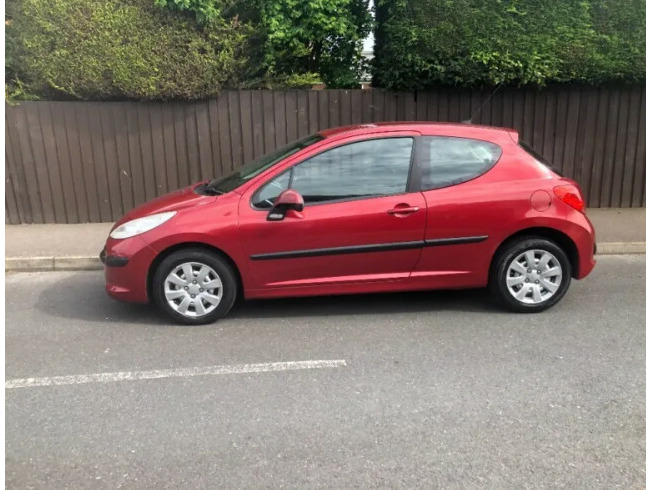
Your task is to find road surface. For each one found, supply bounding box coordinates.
[5,255,645,488]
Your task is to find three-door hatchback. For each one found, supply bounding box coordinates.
[101,123,596,324]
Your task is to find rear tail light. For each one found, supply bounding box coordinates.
[553,185,586,213]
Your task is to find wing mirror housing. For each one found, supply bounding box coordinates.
[267,189,305,221]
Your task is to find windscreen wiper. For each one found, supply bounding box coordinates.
[198,181,224,195]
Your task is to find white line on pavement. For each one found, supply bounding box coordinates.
[5,360,347,389]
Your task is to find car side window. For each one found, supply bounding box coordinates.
[252,137,414,208]
[420,136,502,190]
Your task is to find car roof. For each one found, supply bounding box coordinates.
[318,122,519,143]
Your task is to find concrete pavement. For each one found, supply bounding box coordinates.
[5,255,645,488]
[4,208,646,272]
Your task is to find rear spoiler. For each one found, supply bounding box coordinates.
[507,129,519,144]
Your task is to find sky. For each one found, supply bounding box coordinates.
[363,32,375,56]
[362,0,375,56]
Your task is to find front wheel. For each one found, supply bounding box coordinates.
[489,237,572,313]
[152,248,238,325]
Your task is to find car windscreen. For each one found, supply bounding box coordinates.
[207,133,324,194]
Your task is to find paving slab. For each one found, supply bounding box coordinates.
[5,223,112,259]
[587,208,645,243]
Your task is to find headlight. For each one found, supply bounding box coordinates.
[109,212,176,239]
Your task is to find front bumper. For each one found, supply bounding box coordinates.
[100,247,129,267]
[101,236,158,304]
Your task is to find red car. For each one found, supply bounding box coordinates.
[101,122,596,324]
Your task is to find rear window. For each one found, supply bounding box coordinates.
[519,142,563,176]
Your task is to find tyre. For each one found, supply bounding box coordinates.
[152,248,238,325]
[489,237,572,313]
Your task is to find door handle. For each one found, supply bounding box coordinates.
[387,206,420,216]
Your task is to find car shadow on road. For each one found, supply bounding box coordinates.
[35,271,502,325]
[231,288,499,320]
[35,271,168,326]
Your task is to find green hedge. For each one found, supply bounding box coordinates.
[6,0,372,99]
[373,0,646,90]
[156,0,372,89]
[6,0,251,100]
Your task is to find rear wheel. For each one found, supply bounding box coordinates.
[489,237,572,313]
[152,248,238,325]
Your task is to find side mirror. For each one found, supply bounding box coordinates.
[267,189,305,221]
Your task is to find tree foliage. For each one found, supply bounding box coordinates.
[255,0,372,88]
[6,0,251,100]
[373,0,646,90]
[6,0,372,99]
[154,0,223,25]
[155,0,372,89]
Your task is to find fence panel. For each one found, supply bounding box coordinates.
[5,86,646,223]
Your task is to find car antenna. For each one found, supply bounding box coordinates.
[461,83,503,124]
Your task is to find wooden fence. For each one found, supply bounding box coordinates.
[5,86,645,224]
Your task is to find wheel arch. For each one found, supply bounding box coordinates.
[147,242,244,302]
[490,227,579,279]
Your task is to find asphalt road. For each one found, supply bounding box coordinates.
[6,255,645,489]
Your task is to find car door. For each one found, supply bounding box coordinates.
[238,132,426,291]
[413,135,504,287]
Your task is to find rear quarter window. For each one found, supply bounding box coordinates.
[420,136,502,191]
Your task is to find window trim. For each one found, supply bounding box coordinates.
[417,135,503,192]
[250,135,419,211]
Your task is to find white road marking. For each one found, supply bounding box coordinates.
[5,360,347,389]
